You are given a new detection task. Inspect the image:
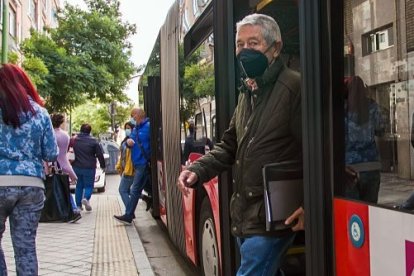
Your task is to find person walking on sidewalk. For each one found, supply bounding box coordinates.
[178,14,304,276]
[72,123,106,212]
[0,64,59,275]
[50,113,82,223]
[116,121,135,208]
[114,108,151,224]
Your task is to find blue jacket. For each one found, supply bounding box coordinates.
[0,100,58,179]
[130,118,151,166]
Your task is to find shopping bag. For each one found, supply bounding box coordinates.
[40,168,74,222]
[67,147,75,162]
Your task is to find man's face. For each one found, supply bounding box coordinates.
[235,25,278,62]
[131,111,140,124]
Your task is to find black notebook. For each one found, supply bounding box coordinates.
[262,161,303,231]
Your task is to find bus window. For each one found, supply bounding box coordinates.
[334,2,414,275]
[180,35,216,165]
[337,1,413,210]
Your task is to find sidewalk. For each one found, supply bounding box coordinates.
[3,195,154,276]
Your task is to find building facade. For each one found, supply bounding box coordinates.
[0,0,60,53]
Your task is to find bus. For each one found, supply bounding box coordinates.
[140,0,414,275]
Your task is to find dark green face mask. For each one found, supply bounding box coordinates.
[237,48,269,79]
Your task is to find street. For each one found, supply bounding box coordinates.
[2,174,196,276]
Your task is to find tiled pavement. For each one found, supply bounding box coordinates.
[3,195,154,276]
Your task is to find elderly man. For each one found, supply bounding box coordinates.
[114,108,151,224]
[178,14,304,276]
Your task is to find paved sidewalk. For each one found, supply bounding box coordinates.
[3,195,154,276]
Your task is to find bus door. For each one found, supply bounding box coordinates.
[330,1,414,275]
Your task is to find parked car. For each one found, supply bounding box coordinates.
[70,154,109,193]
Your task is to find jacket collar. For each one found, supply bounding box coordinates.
[254,56,285,94]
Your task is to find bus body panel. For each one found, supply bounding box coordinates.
[334,198,414,276]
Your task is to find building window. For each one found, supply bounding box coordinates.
[29,0,37,28]
[362,24,394,55]
[9,6,16,37]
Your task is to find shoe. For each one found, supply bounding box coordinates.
[141,194,153,212]
[113,215,132,225]
[82,198,92,211]
[68,213,82,223]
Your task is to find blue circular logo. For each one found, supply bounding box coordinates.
[348,214,365,248]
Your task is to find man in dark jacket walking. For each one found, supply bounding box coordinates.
[72,124,106,212]
[178,14,304,276]
[114,108,151,224]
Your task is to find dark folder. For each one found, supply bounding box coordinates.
[262,161,303,231]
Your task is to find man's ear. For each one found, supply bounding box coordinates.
[273,41,283,57]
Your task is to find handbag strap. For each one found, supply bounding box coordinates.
[135,134,150,163]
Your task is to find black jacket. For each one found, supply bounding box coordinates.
[188,57,302,237]
[71,133,105,169]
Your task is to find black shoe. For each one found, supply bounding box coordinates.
[141,194,153,212]
[68,213,82,223]
[113,215,132,225]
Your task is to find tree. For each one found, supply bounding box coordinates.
[53,0,136,103]
[20,0,136,112]
[21,32,87,112]
[72,100,133,137]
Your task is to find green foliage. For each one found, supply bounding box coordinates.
[72,101,111,136]
[8,52,19,64]
[22,56,49,88]
[21,32,86,112]
[53,0,136,102]
[71,100,133,137]
[179,45,215,122]
[20,0,137,112]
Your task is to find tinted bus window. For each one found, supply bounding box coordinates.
[337,1,414,209]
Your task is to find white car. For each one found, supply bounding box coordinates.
[70,154,108,193]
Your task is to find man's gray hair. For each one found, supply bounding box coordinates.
[236,13,282,47]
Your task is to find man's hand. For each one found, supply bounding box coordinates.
[126,138,135,147]
[177,170,198,196]
[285,206,304,231]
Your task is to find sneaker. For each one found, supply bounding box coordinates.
[113,215,132,225]
[68,213,82,223]
[82,198,92,211]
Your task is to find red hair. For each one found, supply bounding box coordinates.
[0,64,44,128]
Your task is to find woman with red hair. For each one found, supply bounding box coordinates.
[0,64,58,275]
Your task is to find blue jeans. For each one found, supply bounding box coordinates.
[236,234,296,276]
[119,175,134,208]
[0,186,45,276]
[73,167,96,207]
[124,165,148,219]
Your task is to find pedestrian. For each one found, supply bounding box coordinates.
[116,121,135,208]
[72,123,106,212]
[344,75,384,203]
[177,14,304,276]
[50,113,82,222]
[0,64,59,275]
[114,108,151,224]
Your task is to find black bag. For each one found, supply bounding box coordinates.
[40,165,74,222]
[345,166,360,189]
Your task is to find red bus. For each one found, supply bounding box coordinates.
[140,0,414,275]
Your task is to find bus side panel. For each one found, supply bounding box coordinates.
[157,160,167,225]
[334,199,370,276]
[182,185,197,264]
[203,177,221,267]
[369,207,414,276]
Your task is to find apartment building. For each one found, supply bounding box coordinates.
[0,0,61,52]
